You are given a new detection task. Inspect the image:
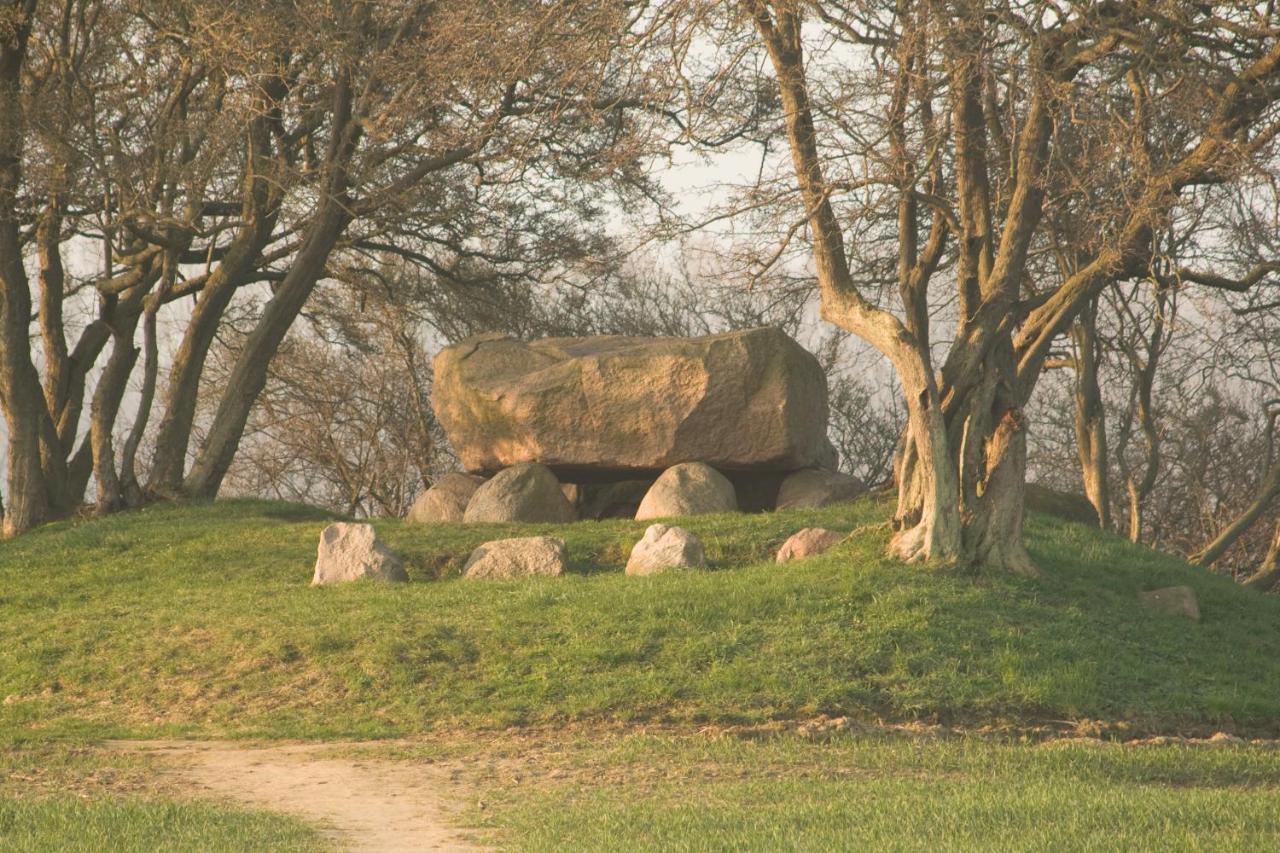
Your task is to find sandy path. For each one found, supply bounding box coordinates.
[112,740,488,852]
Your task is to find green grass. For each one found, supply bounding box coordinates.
[0,744,324,852]
[0,798,325,853]
[0,495,1277,741]
[464,732,1280,851]
[4,495,1276,850]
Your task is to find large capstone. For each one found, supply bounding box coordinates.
[432,327,837,479]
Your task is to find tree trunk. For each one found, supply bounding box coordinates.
[89,298,142,514]
[147,88,285,497]
[890,385,963,563]
[146,224,276,496]
[1071,303,1111,528]
[893,406,1034,572]
[1194,461,1280,568]
[121,305,159,507]
[183,203,350,498]
[0,14,54,535]
[0,282,54,536]
[894,338,1037,575]
[37,203,70,433]
[1244,520,1280,592]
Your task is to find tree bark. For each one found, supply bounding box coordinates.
[120,304,159,507]
[1071,301,1111,528]
[894,337,1036,573]
[89,301,141,514]
[890,380,963,563]
[0,3,57,536]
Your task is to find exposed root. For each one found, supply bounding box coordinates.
[889,519,1042,578]
[888,523,932,564]
[971,540,1043,579]
[888,520,962,565]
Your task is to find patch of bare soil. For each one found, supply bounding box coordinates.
[111,740,488,852]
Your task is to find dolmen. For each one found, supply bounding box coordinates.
[412,327,866,523]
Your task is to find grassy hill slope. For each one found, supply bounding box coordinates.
[1,495,1277,742]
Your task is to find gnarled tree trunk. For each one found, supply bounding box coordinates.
[893,337,1035,574]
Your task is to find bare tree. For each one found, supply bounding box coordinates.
[1193,401,1280,568]
[206,284,445,518]
[0,0,666,534]
[677,2,1280,570]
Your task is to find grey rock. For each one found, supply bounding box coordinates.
[464,536,569,579]
[463,463,577,524]
[406,472,485,523]
[576,479,653,520]
[1138,585,1200,621]
[625,524,707,576]
[1025,483,1101,525]
[312,523,408,586]
[635,462,737,520]
[775,469,866,510]
[776,528,846,563]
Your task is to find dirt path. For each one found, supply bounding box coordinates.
[112,740,488,852]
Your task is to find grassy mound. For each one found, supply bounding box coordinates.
[1,496,1277,741]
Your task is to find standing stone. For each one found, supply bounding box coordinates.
[312,523,408,586]
[432,327,837,477]
[625,524,707,576]
[463,462,577,524]
[464,536,569,579]
[776,528,846,563]
[635,462,737,520]
[775,469,866,510]
[406,473,485,523]
[1138,586,1201,621]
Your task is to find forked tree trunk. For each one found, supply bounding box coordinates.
[893,407,1033,572]
[893,341,1037,575]
[146,238,267,496]
[147,87,285,499]
[146,221,278,497]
